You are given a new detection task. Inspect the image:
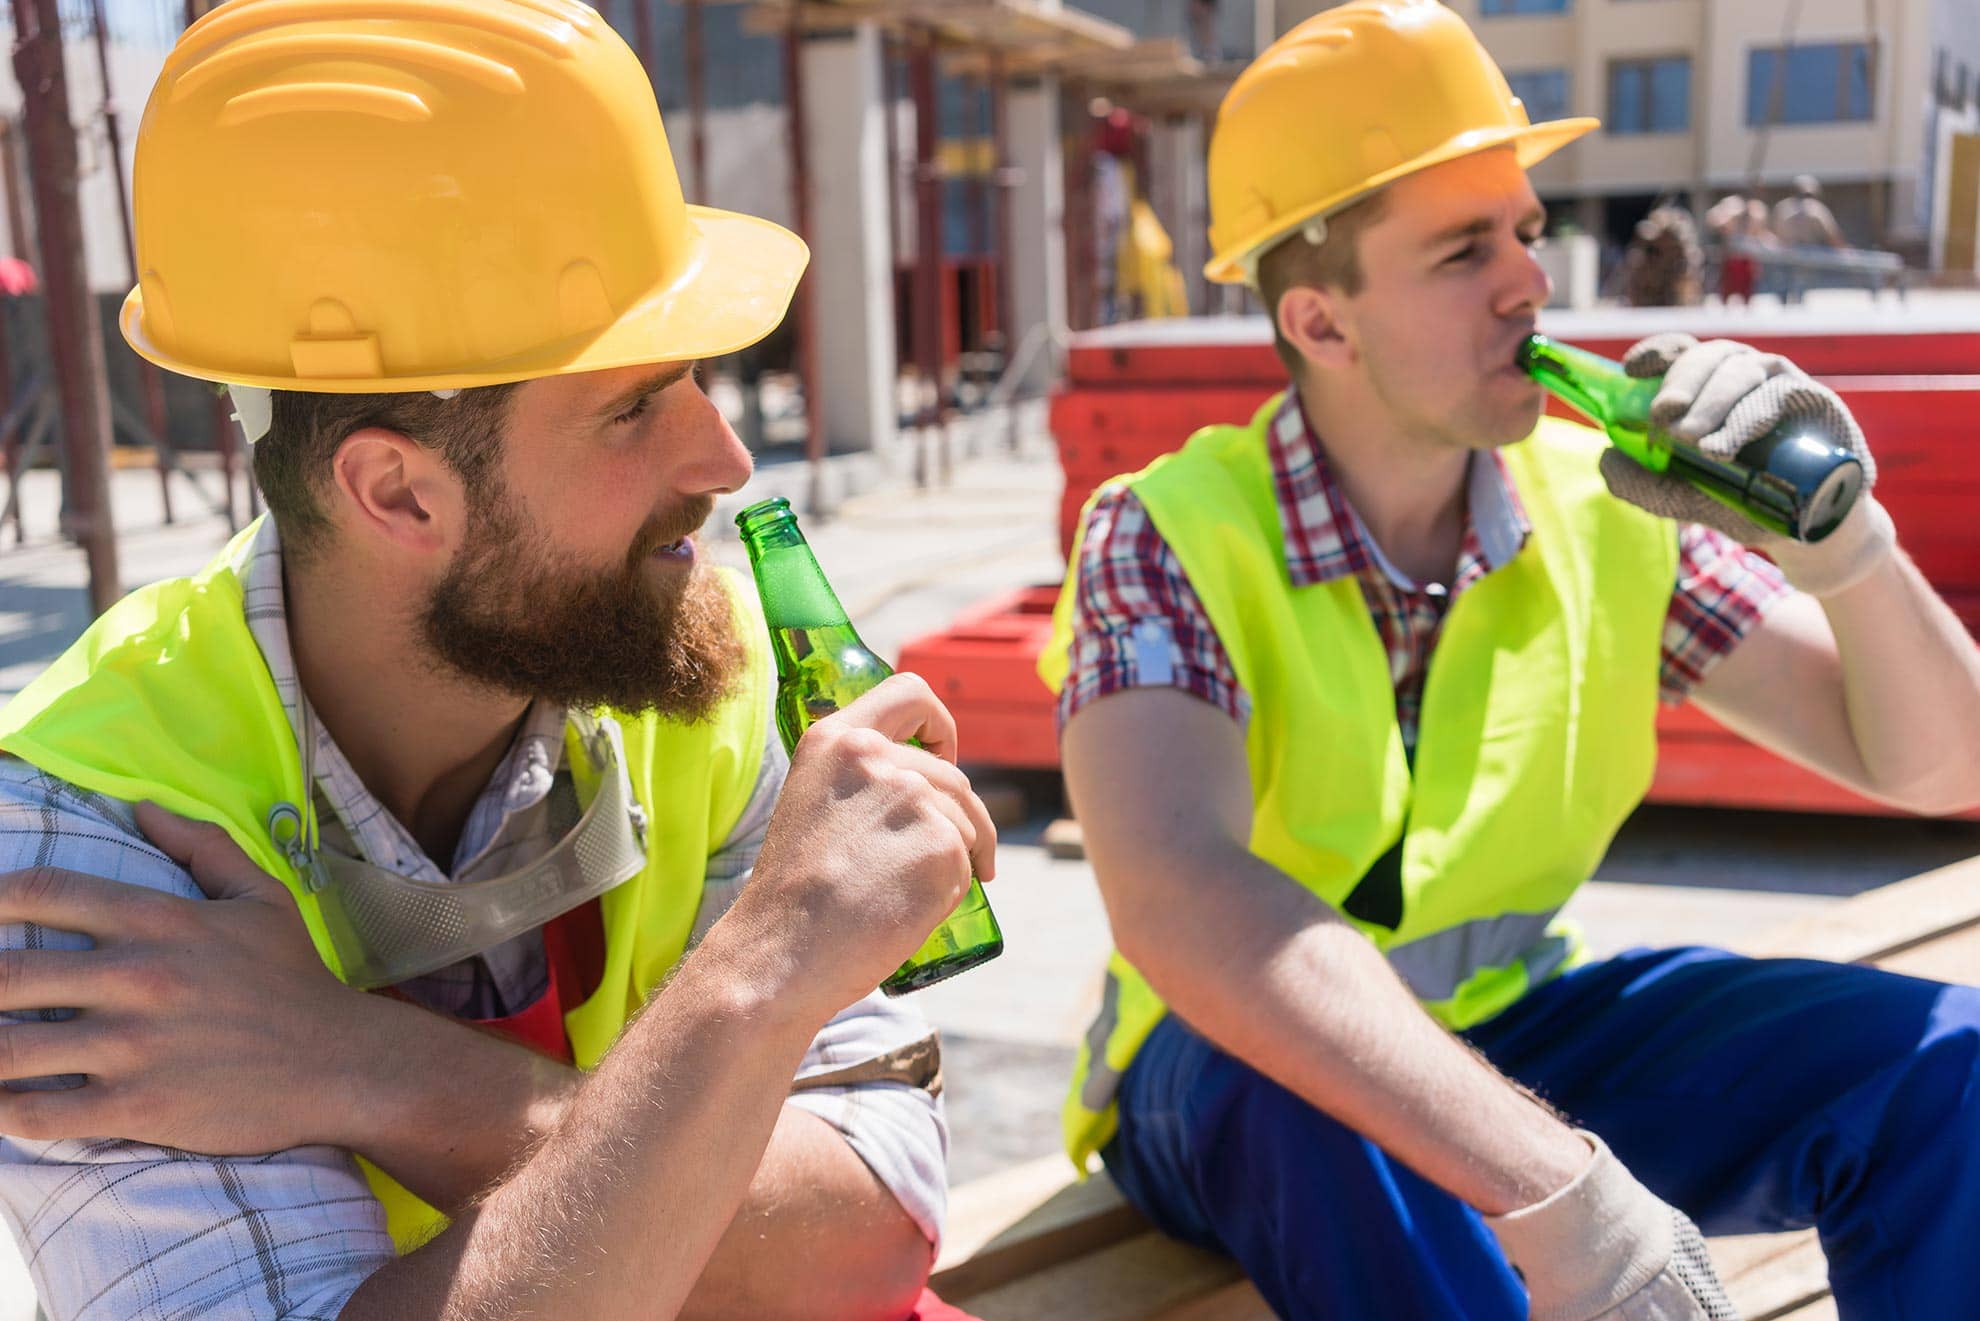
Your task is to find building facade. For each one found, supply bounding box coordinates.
[1274,0,1980,267]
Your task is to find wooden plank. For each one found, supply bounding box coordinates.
[933,1154,1150,1298]
[956,1231,1244,1320]
[1742,854,1980,964]
[1872,920,1980,986]
[1149,1280,1273,1321]
[1720,1235,1831,1320]
[1709,1229,1821,1284]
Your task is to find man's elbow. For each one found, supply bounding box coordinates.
[1866,766,1980,819]
[709,1217,931,1321]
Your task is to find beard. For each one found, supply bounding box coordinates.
[420,481,744,721]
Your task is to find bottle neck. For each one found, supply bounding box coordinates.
[1520,335,1658,430]
[737,515,858,633]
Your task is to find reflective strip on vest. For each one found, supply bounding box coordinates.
[1079,969,1124,1114]
[1383,908,1568,1002]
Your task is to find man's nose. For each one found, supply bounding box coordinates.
[1499,239,1553,318]
[672,383,754,497]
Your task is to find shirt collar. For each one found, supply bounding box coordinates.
[1269,389,1531,590]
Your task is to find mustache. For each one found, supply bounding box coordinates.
[629,496,716,562]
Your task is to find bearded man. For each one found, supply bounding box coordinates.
[0,3,990,1317]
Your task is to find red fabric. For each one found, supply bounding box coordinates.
[0,257,35,297]
[467,898,606,1064]
[1719,255,1757,301]
[905,1288,982,1321]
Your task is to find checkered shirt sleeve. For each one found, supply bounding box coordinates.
[1056,482,1248,730]
[0,761,392,1319]
[1660,522,1794,703]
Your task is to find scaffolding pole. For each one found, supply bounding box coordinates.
[632,0,655,80]
[13,0,120,612]
[909,26,946,486]
[91,0,176,525]
[989,48,1018,448]
[882,33,903,372]
[684,0,709,203]
[782,7,826,516]
[0,119,27,544]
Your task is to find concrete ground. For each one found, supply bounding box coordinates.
[0,411,1976,1311]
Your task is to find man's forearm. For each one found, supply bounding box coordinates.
[1822,547,1980,812]
[335,995,584,1212]
[1068,691,1589,1217]
[341,932,822,1320]
[1116,847,1587,1215]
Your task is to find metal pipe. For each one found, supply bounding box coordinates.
[632,0,654,82]
[181,0,240,526]
[909,27,946,485]
[0,120,24,544]
[14,0,120,612]
[782,3,826,516]
[684,0,709,203]
[881,32,902,382]
[0,121,28,265]
[962,72,987,392]
[91,0,175,524]
[989,49,1018,448]
[1064,82,1096,332]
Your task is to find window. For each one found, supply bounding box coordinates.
[1608,56,1691,134]
[1480,0,1570,14]
[1746,43,1876,125]
[1506,68,1571,123]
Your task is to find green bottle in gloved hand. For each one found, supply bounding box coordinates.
[737,496,1004,995]
[1518,333,1862,543]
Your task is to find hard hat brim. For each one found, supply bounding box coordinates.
[1205,116,1598,285]
[120,204,810,393]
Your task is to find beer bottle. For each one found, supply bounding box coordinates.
[1518,334,1862,543]
[735,496,1004,995]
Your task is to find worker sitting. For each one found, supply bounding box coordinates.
[0,2,993,1316]
[1042,4,1980,1318]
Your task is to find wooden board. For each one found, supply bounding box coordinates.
[935,854,1980,1318]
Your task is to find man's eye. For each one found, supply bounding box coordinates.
[1444,244,1480,265]
[614,395,652,426]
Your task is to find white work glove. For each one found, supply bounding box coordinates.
[1485,1133,1740,1321]
[1606,334,1896,597]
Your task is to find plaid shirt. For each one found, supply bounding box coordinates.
[0,518,947,1319]
[1059,391,1791,744]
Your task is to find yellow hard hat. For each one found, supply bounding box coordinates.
[121,0,807,392]
[1205,0,1597,286]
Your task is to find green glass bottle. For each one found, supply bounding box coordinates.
[735,496,1004,996]
[1518,334,1863,543]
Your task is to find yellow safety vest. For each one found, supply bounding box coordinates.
[0,520,769,1248]
[1040,396,1678,1169]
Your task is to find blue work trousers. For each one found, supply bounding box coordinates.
[1103,947,1980,1319]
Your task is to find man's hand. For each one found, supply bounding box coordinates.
[1609,333,1895,597]
[1486,1133,1739,1321]
[0,803,383,1154]
[726,672,996,1017]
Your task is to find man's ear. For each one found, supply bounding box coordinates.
[330,428,459,556]
[1275,283,1355,373]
